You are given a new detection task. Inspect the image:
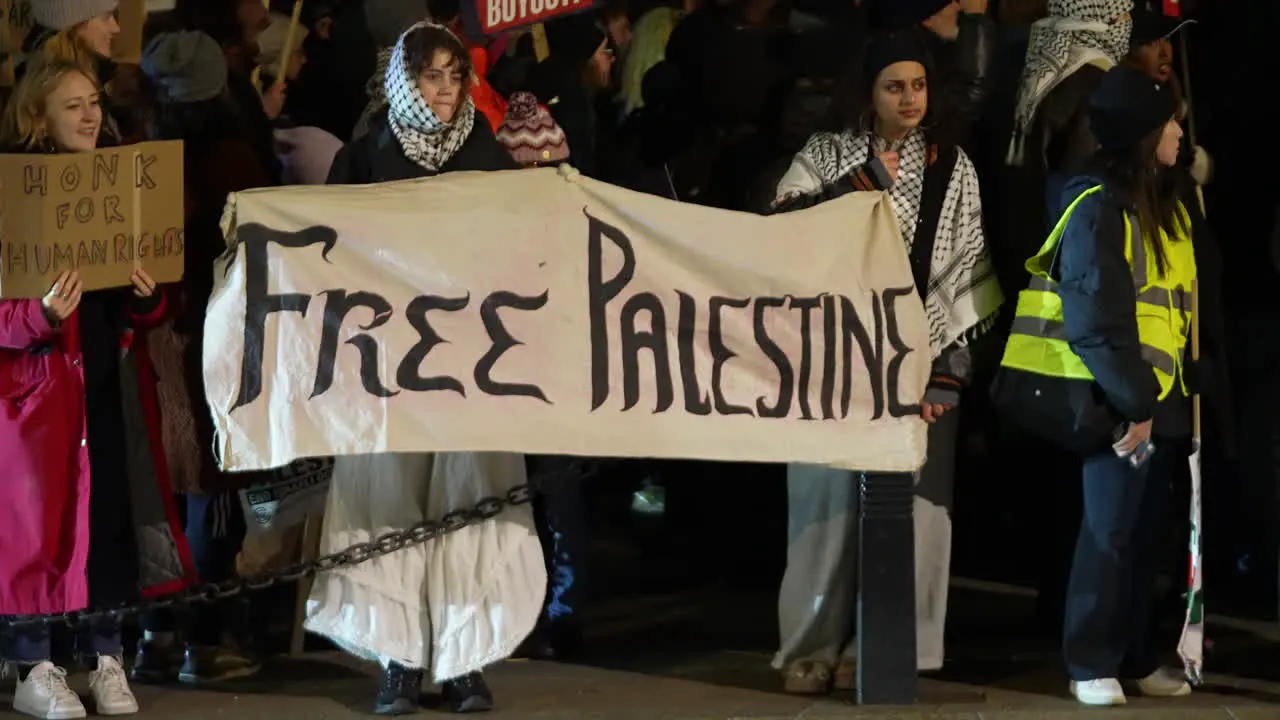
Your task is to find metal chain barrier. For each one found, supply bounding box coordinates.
[0,459,601,633]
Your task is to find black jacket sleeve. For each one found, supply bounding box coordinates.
[326,141,363,185]
[943,13,996,141]
[1056,192,1159,423]
[766,156,893,215]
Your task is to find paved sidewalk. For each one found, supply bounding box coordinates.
[3,575,1278,719]
[1,650,1278,719]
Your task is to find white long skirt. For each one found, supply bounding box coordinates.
[304,451,546,683]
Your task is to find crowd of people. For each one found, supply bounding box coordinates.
[0,0,1255,717]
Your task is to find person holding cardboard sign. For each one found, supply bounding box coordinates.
[0,58,196,720]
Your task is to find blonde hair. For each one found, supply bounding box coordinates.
[0,58,97,150]
[34,27,99,75]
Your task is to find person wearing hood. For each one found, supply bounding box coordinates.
[307,23,534,717]
[528,13,616,179]
[869,0,997,144]
[19,0,128,143]
[1000,65,1198,706]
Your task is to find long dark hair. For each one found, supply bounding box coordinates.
[1095,123,1187,277]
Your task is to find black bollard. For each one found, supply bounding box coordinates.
[855,471,917,705]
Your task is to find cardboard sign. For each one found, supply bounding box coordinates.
[0,140,185,298]
[113,0,147,64]
[463,0,595,36]
[205,167,933,474]
[0,0,32,87]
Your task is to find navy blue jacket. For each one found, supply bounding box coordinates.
[1054,175,1163,425]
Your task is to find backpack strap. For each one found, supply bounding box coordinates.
[908,143,959,303]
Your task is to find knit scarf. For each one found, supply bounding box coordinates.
[1007,0,1133,166]
[778,129,1003,358]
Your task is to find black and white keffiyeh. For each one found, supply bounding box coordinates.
[383,22,476,172]
[774,129,1003,359]
[1007,0,1133,165]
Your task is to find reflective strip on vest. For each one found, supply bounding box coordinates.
[1008,315,1181,377]
[1000,186,1196,401]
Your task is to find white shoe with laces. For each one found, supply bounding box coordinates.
[12,661,87,720]
[87,656,139,716]
[1131,667,1193,697]
[1070,677,1127,706]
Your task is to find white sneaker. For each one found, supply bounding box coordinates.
[1070,678,1127,706]
[12,662,87,720]
[87,656,139,716]
[1131,667,1193,697]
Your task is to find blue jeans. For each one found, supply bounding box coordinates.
[1063,442,1176,681]
[3,621,121,663]
[527,456,586,625]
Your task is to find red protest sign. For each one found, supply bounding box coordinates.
[466,0,595,35]
[1163,0,1181,17]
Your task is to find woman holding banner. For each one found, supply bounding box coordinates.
[0,58,195,720]
[304,22,538,717]
[767,29,1003,693]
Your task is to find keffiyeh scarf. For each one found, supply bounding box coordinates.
[1007,0,1133,166]
[381,22,476,171]
[774,130,1003,358]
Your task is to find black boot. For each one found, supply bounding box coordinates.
[514,619,583,662]
[441,671,493,713]
[374,662,422,716]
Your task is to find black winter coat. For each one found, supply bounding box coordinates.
[327,112,517,185]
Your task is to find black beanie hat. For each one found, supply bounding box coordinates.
[869,0,951,30]
[544,12,607,68]
[1088,66,1177,153]
[862,29,935,92]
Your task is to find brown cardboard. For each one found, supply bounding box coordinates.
[113,0,146,64]
[0,0,32,87]
[0,140,185,298]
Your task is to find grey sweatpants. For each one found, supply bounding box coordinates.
[773,409,959,672]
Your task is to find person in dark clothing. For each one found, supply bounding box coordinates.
[177,0,283,182]
[1041,66,1196,706]
[281,0,371,139]
[130,28,281,687]
[993,0,1133,633]
[318,23,515,716]
[868,0,996,145]
[529,13,617,180]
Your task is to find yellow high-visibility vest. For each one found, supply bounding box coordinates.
[1000,185,1196,401]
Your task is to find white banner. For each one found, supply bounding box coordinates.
[206,167,931,473]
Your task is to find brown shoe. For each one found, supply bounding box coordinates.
[833,659,856,691]
[782,660,832,695]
